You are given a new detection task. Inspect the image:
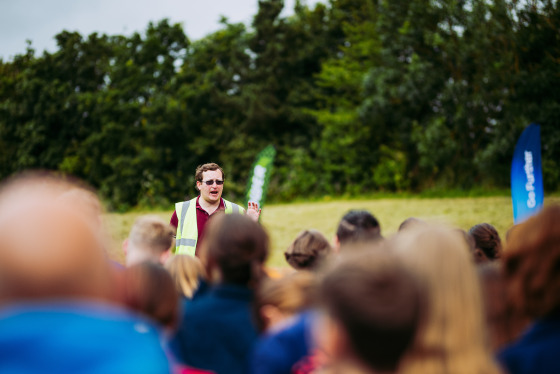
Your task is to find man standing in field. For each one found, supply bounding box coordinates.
[170,163,261,256]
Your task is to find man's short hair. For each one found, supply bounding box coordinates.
[195,163,225,182]
[129,215,175,255]
[320,249,421,372]
[336,210,382,245]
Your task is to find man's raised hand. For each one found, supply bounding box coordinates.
[246,201,261,222]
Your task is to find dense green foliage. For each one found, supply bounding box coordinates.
[1,0,558,209]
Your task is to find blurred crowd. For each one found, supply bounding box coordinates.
[0,172,558,374]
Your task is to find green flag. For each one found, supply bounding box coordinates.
[245,145,276,209]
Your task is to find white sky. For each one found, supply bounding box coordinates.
[0,0,324,60]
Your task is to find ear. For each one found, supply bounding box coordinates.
[332,235,340,253]
[314,314,348,359]
[474,248,489,264]
[204,255,222,284]
[122,238,129,256]
[260,304,285,331]
[159,249,172,265]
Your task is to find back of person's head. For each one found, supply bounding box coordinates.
[398,217,424,231]
[0,171,104,231]
[469,223,502,263]
[123,262,179,331]
[477,263,505,328]
[318,247,421,373]
[336,210,382,248]
[58,186,105,225]
[477,262,528,351]
[125,215,175,267]
[284,230,332,271]
[392,225,500,374]
[504,205,560,319]
[165,254,205,298]
[254,271,317,332]
[0,172,113,304]
[200,214,269,287]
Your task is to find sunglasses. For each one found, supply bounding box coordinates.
[201,179,224,186]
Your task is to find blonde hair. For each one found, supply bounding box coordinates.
[254,271,317,331]
[165,254,205,298]
[258,271,316,312]
[392,225,501,374]
[129,215,175,255]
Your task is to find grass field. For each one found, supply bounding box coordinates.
[104,195,560,268]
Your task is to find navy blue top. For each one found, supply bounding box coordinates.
[251,311,316,374]
[0,301,171,374]
[498,313,560,374]
[171,282,258,374]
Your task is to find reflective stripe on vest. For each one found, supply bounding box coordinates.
[174,198,245,256]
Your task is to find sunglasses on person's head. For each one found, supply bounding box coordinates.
[201,179,224,186]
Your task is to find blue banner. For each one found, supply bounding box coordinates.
[511,123,544,224]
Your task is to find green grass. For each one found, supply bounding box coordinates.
[104,195,560,268]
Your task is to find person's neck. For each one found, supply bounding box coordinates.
[198,195,220,213]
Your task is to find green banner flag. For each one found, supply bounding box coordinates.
[245,145,276,209]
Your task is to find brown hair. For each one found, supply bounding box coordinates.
[504,205,560,318]
[320,248,422,372]
[254,271,317,331]
[200,214,269,287]
[123,262,179,330]
[129,215,175,255]
[285,230,332,270]
[393,225,501,374]
[336,210,382,246]
[165,254,205,298]
[469,223,502,261]
[477,262,528,351]
[195,163,225,182]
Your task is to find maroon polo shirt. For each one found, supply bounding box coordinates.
[170,196,225,256]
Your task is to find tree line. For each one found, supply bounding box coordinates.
[0,0,558,210]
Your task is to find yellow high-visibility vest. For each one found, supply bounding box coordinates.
[175,197,245,256]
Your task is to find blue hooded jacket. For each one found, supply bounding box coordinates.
[0,301,171,374]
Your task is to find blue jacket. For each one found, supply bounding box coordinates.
[171,282,258,374]
[498,313,560,374]
[0,301,171,374]
[251,311,316,374]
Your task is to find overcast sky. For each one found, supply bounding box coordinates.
[0,0,324,60]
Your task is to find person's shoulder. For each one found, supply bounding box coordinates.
[498,318,560,374]
[251,315,314,374]
[182,280,211,309]
[222,198,243,209]
[252,330,295,374]
[259,313,315,352]
[176,197,198,204]
[0,301,170,373]
[182,282,239,318]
